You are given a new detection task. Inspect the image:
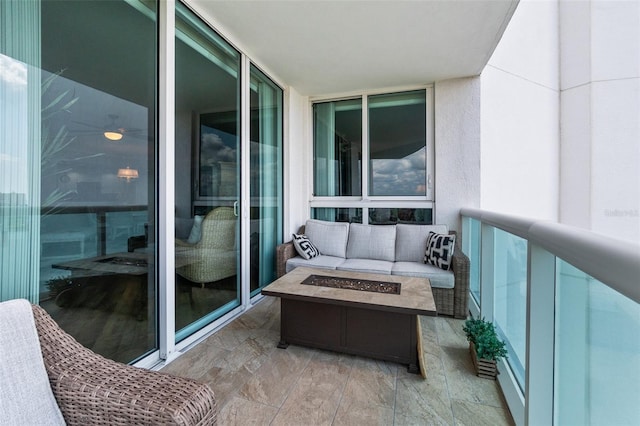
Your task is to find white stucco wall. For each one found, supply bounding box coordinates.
[284,87,311,235]
[434,77,481,232]
[480,0,560,221]
[560,0,640,243]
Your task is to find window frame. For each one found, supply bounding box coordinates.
[309,86,435,223]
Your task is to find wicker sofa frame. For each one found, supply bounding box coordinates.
[32,305,217,425]
[276,225,470,319]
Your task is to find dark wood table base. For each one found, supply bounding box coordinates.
[277,298,420,373]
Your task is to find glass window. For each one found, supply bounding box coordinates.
[313,99,362,197]
[311,208,362,223]
[311,90,430,220]
[368,208,432,225]
[369,90,427,196]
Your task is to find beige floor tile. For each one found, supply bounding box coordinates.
[333,401,394,426]
[439,345,505,407]
[218,395,279,426]
[452,399,515,426]
[395,353,455,426]
[270,351,353,426]
[162,296,513,426]
[239,344,314,407]
[160,343,230,380]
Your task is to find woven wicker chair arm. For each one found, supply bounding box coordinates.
[276,225,305,278]
[32,305,217,425]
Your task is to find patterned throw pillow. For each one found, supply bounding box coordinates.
[424,231,456,270]
[292,234,320,260]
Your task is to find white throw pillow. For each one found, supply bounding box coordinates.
[187,215,204,244]
[292,234,320,260]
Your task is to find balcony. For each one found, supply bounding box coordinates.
[460,208,640,425]
[161,296,515,424]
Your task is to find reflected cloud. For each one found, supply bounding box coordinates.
[201,132,236,163]
[371,147,426,196]
[0,54,27,87]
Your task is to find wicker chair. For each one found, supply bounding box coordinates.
[276,225,470,319]
[32,304,217,425]
[176,207,237,285]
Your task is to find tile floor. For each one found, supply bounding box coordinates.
[161,296,515,425]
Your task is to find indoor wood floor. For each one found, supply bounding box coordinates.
[161,296,515,426]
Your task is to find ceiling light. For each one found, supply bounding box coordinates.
[117,167,139,181]
[104,130,123,141]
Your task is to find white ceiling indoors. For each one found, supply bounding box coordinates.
[189,0,519,96]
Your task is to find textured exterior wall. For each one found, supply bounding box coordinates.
[560,0,640,243]
[284,87,311,236]
[480,0,560,221]
[434,77,481,232]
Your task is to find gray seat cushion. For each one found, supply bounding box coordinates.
[337,258,394,275]
[0,299,66,425]
[395,224,449,262]
[286,255,346,273]
[305,219,350,258]
[346,223,396,261]
[391,261,455,289]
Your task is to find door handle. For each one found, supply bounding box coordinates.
[233,201,238,217]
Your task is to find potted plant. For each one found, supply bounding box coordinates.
[463,316,508,379]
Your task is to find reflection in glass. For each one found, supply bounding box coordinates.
[554,260,640,425]
[311,208,362,223]
[368,208,432,224]
[493,228,527,389]
[369,90,426,196]
[31,0,157,363]
[249,65,283,295]
[174,3,241,340]
[313,99,362,196]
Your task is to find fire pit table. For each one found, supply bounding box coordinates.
[261,267,436,374]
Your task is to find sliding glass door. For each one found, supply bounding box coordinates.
[2,0,283,364]
[174,3,241,339]
[249,65,283,295]
[0,0,158,363]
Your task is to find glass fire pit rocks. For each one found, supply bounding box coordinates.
[301,274,401,295]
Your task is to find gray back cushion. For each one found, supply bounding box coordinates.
[305,219,350,258]
[346,223,396,261]
[0,299,65,425]
[395,224,449,262]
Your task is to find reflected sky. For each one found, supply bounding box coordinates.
[371,146,426,196]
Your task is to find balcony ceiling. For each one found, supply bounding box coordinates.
[190,0,519,96]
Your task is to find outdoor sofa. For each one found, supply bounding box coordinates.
[0,299,217,425]
[276,219,470,318]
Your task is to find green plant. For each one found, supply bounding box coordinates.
[463,316,508,361]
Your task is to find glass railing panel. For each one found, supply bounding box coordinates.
[554,259,640,425]
[493,227,527,389]
[467,218,481,304]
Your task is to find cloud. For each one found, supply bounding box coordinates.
[0,54,27,87]
[371,147,426,196]
[201,132,236,163]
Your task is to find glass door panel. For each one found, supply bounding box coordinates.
[38,0,156,363]
[174,3,241,339]
[249,65,283,295]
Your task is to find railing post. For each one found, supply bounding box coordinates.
[525,244,556,425]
